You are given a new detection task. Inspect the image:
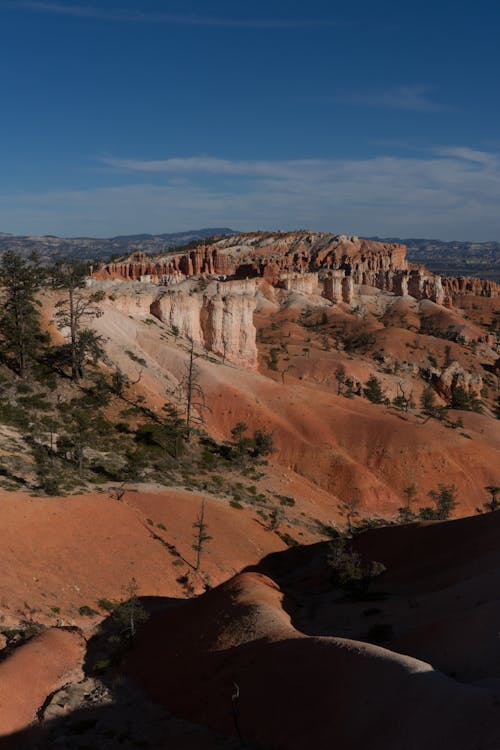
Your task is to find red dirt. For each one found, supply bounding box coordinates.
[0,628,85,736]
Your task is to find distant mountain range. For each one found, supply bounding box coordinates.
[0,229,498,282]
[371,237,500,282]
[0,228,236,264]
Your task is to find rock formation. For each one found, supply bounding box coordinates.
[430,361,484,402]
[277,271,319,296]
[91,231,464,310]
[89,233,499,373]
[442,276,500,298]
[151,280,258,369]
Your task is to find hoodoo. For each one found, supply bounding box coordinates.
[92,231,464,308]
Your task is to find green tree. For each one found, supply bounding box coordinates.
[0,251,45,377]
[451,386,482,413]
[335,364,346,396]
[231,422,249,453]
[363,375,384,404]
[398,483,417,523]
[420,385,437,415]
[58,400,110,475]
[252,429,275,457]
[482,485,500,513]
[52,263,104,381]
[113,578,149,639]
[420,484,458,520]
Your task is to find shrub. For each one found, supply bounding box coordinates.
[363,375,384,404]
[277,494,295,507]
[278,532,299,547]
[78,605,98,617]
[327,537,386,591]
[419,484,458,520]
[451,386,482,413]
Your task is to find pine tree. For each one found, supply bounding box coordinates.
[0,251,45,377]
[52,263,104,381]
[427,484,458,520]
[420,385,437,415]
[363,375,384,404]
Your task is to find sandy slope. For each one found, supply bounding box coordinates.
[80,293,500,518]
[0,488,286,628]
[0,629,85,736]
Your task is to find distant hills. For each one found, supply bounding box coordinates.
[0,227,236,264]
[371,237,500,282]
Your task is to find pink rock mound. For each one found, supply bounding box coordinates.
[125,571,500,750]
[0,628,85,737]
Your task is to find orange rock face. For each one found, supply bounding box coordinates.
[92,232,477,310]
[442,276,500,298]
[92,233,409,288]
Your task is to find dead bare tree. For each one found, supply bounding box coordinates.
[395,381,415,412]
[181,338,208,441]
[192,499,212,572]
[231,682,245,747]
[280,363,295,384]
[109,483,126,502]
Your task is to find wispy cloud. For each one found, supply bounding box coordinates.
[335,85,447,112]
[8,2,340,29]
[99,155,332,179]
[434,147,494,165]
[1,148,499,239]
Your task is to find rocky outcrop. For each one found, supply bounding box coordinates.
[277,272,319,295]
[442,276,500,298]
[92,247,234,282]
[151,280,258,369]
[407,270,447,306]
[151,290,203,342]
[92,233,409,292]
[431,361,483,402]
[322,270,354,304]
[92,232,494,312]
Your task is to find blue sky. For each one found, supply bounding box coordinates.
[1,0,499,239]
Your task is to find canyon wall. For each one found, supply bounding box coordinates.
[150,280,258,370]
[91,232,496,312]
[92,233,409,289]
[442,276,500,298]
[277,271,319,295]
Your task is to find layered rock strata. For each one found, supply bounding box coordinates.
[150,280,258,370]
[92,232,494,311]
[442,276,500,298]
